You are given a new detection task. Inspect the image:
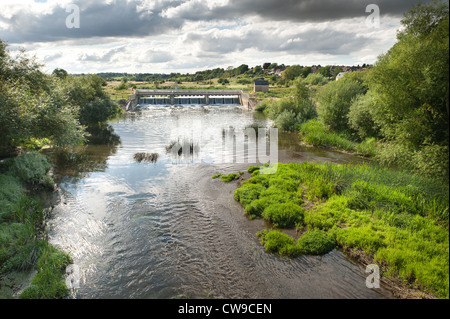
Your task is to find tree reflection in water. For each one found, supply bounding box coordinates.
[48,124,121,178]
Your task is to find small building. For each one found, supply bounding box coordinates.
[336,72,346,81]
[254,80,269,93]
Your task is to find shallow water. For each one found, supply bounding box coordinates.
[47,105,392,299]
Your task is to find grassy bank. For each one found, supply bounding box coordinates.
[0,152,72,299]
[231,162,449,299]
[298,119,378,157]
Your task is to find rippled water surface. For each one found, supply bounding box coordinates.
[48,106,392,299]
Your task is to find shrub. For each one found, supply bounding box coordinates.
[134,153,159,163]
[262,203,305,228]
[220,173,241,183]
[348,92,380,140]
[19,245,72,299]
[257,230,300,257]
[275,110,297,131]
[8,152,53,188]
[317,76,367,132]
[297,230,336,255]
[304,73,329,86]
[234,183,266,207]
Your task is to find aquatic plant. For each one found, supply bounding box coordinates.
[233,162,449,298]
[134,152,159,163]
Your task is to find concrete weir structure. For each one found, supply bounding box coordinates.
[127,89,250,110]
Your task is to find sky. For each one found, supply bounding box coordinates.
[0,0,428,74]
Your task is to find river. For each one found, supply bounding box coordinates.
[46,105,393,299]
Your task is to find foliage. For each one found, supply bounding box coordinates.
[1,40,121,155]
[64,75,122,126]
[134,153,159,163]
[237,162,449,298]
[19,245,72,299]
[6,152,54,188]
[1,165,71,299]
[257,230,300,257]
[262,203,304,228]
[297,230,335,255]
[304,73,329,86]
[282,65,302,82]
[52,68,68,79]
[213,172,242,183]
[263,79,317,131]
[347,91,381,140]
[366,1,449,178]
[316,72,368,132]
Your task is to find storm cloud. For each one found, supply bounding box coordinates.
[0,0,430,73]
[164,0,430,22]
[0,0,183,43]
[0,0,429,44]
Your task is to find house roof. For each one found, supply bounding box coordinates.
[254,80,269,85]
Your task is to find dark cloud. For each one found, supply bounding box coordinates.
[168,0,431,22]
[0,0,184,43]
[0,0,431,44]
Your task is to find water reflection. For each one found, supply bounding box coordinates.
[48,124,121,178]
[48,106,391,299]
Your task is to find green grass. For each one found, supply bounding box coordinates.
[299,119,378,157]
[2,152,54,189]
[257,229,335,257]
[234,162,449,298]
[1,153,72,299]
[212,172,243,183]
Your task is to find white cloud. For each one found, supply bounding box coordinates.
[0,0,412,73]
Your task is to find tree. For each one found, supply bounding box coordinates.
[263,63,271,70]
[235,64,249,75]
[254,65,263,75]
[317,73,368,132]
[317,66,332,78]
[0,40,85,154]
[52,68,69,79]
[282,65,302,82]
[369,0,449,149]
[301,67,312,78]
[332,66,343,78]
[368,0,449,178]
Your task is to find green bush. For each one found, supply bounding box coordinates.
[257,230,300,257]
[348,91,380,140]
[220,173,241,183]
[297,230,336,255]
[236,162,449,298]
[304,73,329,86]
[317,75,367,132]
[234,183,266,207]
[8,152,53,188]
[275,110,297,131]
[262,203,305,228]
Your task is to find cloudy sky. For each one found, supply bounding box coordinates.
[0,0,426,74]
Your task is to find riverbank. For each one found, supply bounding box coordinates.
[0,152,72,299]
[228,162,449,299]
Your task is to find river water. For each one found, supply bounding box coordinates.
[47,105,393,299]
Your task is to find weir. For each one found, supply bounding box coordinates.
[126,89,250,110]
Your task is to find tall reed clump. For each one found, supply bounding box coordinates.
[234,162,449,298]
[134,152,159,163]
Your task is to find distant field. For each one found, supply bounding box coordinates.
[105,78,296,101]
